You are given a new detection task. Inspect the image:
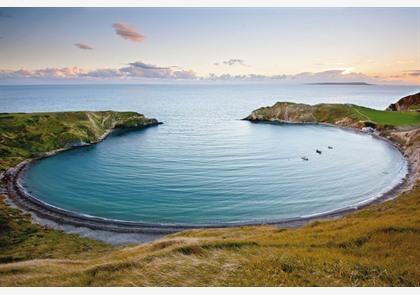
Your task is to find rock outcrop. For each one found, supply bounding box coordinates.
[389,128,420,181]
[387,92,420,112]
[244,102,365,129]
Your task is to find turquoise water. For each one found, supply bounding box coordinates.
[1,84,415,225]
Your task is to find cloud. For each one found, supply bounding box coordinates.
[287,69,375,83]
[403,70,420,77]
[215,59,249,67]
[127,61,168,70]
[204,69,371,83]
[206,73,285,81]
[0,61,197,81]
[120,61,196,79]
[113,23,144,42]
[0,67,369,82]
[0,67,86,80]
[74,43,93,50]
[81,68,120,78]
[1,64,416,85]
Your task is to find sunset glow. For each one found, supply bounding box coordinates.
[0,7,419,85]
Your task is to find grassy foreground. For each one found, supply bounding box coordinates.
[0,184,419,286]
[0,108,419,286]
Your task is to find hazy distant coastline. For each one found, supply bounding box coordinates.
[306,82,374,86]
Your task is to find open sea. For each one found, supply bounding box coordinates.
[1,83,417,225]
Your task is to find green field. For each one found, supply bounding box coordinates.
[352,105,420,126]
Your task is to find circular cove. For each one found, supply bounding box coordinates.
[21,121,407,226]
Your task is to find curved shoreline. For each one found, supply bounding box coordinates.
[2,122,416,236]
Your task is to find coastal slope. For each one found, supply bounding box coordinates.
[0,111,159,174]
[0,101,420,286]
[0,111,159,264]
[245,102,420,129]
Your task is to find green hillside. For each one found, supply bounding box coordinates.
[0,111,158,174]
[246,102,420,129]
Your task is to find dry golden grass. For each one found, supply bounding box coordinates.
[1,183,419,286]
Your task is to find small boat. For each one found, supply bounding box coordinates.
[301,156,308,161]
[316,149,322,154]
[328,146,333,149]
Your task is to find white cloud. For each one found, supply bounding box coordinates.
[0,61,197,81]
[215,59,250,67]
[0,64,414,85]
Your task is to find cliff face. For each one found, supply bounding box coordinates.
[387,92,420,112]
[0,111,159,174]
[389,128,420,181]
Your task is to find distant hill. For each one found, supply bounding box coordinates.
[387,92,420,112]
[306,82,373,86]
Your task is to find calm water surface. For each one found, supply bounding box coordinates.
[1,84,416,225]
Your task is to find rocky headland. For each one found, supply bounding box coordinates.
[245,100,420,182]
[387,92,420,112]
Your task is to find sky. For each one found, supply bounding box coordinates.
[0,7,419,85]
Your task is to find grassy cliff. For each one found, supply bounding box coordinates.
[245,102,420,129]
[0,111,158,174]
[0,107,419,286]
